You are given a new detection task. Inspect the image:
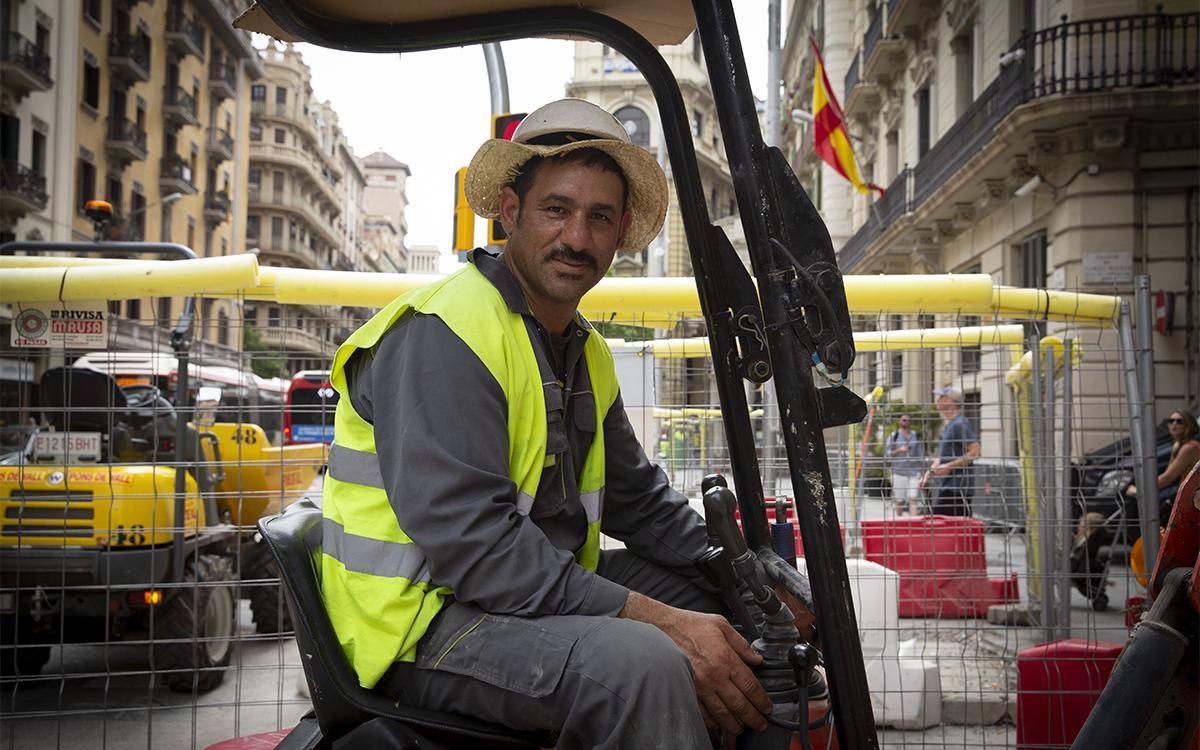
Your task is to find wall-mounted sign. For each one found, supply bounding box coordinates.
[1081,251,1133,285]
[11,302,108,349]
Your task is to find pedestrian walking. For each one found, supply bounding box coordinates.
[920,387,980,516]
[883,413,924,515]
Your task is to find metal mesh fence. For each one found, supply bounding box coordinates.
[0,269,1177,749]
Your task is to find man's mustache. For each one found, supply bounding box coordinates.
[546,246,597,272]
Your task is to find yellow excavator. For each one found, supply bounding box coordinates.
[0,200,325,691]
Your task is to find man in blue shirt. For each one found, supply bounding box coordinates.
[920,387,981,516]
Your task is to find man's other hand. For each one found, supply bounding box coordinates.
[620,591,771,735]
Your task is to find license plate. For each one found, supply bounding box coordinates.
[34,431,101,462]
[0,592,13,613]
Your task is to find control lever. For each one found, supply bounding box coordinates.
[701,473,728,494]
[788,644,830,750]
[703,485,750,560]
[697,547,762,641]
[704,486,787,620]
[701,474,728,549]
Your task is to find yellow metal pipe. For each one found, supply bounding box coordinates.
[2,255,260,302]
[1005,335,1083,385]
[847,274,995,314]
[258,269,1000,315]
[992,286,1120,323]
[651,407,764,419]
[644,325,1028,359]
[0,255,138,267]
[3,255,1122,324]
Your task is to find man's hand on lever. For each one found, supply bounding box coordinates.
[620,591,771,735]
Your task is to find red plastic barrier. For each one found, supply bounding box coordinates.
[735,498,844,557]
[860,515,1019,617]
[1016,639,1124,749]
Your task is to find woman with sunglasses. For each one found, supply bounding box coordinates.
[1127,409,1200,503]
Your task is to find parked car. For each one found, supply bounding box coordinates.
[970,458,1025,532]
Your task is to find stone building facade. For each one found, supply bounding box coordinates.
[782,0,1199,454]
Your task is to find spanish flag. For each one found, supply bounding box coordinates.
[811,38,883,195]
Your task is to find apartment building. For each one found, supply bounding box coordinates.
[1,0,75,246]
[361,150,410,273]
[567,35,739,278]
[0,1,260,361]
[339,138,366,271]
[240,42,345,371]
[782,0,1199,454]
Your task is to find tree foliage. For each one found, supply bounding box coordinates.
[243,325,286,379]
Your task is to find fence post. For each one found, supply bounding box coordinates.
[1028,334,1046,613]
[1119,300,1159,586]
[1059,337,1075,638]
[1134,276,1161,573]
[1041,345,1058,642]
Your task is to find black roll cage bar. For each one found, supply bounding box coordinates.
[4,1,879,744]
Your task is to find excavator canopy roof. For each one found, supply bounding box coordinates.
[234,0,698,47]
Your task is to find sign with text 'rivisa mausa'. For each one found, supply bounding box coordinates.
[11,302,108,349]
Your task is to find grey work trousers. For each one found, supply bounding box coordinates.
[378,549,723,750]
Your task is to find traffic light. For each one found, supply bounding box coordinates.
[492,112,526,141]
[452,167,473,252]
[489,112,526,246]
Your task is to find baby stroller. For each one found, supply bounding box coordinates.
[1071,474,1176,611]
[1070,502,1129,612]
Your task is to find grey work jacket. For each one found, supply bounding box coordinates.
[343,249,709,619]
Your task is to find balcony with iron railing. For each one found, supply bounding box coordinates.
[0,160,48,215]
[251,98,306,127]
[248,141,343,209]
[204,190,230,225]
[105,118,148,164]
[256,325,330,355]
[248,187,340,248]
[843,52,860,106]
[252,225,326,270]
[108,33,151,83]
[206,128,234,163]
[123,220,146,242]
[163,86,199,127]
[862,7,903,81]
[838,10,1199,271]
[0,32,52,98]
[208,61,237,100]
[159,154,197,195]
[837,168,909,271]
[166,10,205,60]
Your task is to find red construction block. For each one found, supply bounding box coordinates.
[1016,639,1124,749]
[861,515,1019,617]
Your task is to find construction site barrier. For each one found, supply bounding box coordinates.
[0,253,1172,749]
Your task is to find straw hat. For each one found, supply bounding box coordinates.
[464,99,669,252]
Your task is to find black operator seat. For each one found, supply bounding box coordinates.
[258,499,555,750]
[37,367,134,459]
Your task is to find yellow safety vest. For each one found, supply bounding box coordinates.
[320,263,619,688]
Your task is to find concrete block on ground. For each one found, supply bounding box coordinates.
[937,657,1011,726]
[987,602,1039,626]
[800,557,945,729]
[865,640,942,729]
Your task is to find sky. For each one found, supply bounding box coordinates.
[275,2,772,268]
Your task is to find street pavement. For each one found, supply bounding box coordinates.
[2,473,1141,749]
